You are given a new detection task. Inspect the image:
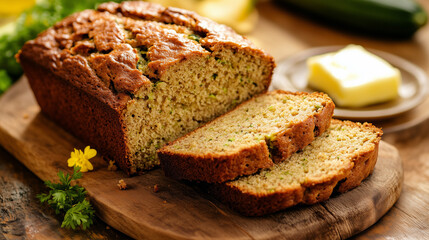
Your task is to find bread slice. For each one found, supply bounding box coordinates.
[209,119,383,216]
[17,1,275,175]
[158,90,335,183]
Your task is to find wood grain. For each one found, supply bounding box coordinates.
[0,78,403,239]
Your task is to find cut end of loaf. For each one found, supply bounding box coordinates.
[213,120,383,216]
[125,47,273,171]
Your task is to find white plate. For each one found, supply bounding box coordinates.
[270,46,429,120]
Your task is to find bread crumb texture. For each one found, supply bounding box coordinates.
[163,91,331,155]
[126,43,271,169]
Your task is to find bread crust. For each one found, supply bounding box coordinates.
[18,1,274,107]
[158,91,335,183]
[271,92,334,163]
[160,141,273,184]
[209,120,383,216]
[20,57,134,175]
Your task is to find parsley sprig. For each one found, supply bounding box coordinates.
[37,166,95,230]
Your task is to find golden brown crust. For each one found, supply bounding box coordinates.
[270,92,335,163]
[98,1,259,49]
[160,141,273,183]
[332,120,382,193]
[158,91,335,183]
[18,1,273,107]
[209,120,383,216]
[20,57,134,175]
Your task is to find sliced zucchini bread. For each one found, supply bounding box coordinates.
[158,90,335,183]
[210,119,383,216]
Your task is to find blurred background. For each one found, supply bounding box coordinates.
[0,0,427,95]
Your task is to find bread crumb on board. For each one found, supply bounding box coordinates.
[107,160,118,171]
[117,179,127,190]
[153,184,160,193]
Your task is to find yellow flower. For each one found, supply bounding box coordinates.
[67,146,96,172]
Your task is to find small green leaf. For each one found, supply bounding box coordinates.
[37,193,51,203]
[62,200,95,230]
[72,166,82,180]
[52,191,66,204]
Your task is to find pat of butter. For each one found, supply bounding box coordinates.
[307,45,401,107]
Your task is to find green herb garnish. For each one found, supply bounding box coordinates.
[37,166,95,230]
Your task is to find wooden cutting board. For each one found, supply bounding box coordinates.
[0,78,403,240]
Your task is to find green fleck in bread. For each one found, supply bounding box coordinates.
[158,90,335,183]
[17,1,275,175]
[209,119,383,216]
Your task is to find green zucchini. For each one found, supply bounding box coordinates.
[276,0,428,38]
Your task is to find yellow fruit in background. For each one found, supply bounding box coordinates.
[199,0,257,33]
[147,0,257,33]
[0,21,15,35]
[230,9,258,34]
[146,0,197,11]
[0,0,36,15]
[199,0,253,23]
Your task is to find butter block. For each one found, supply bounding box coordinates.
[307,45,401,107]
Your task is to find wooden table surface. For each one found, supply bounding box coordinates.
[1,0,429,239]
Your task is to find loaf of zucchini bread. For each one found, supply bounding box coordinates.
[17,1,275,175]
[158,91,335,183]
[209,120,383,216]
